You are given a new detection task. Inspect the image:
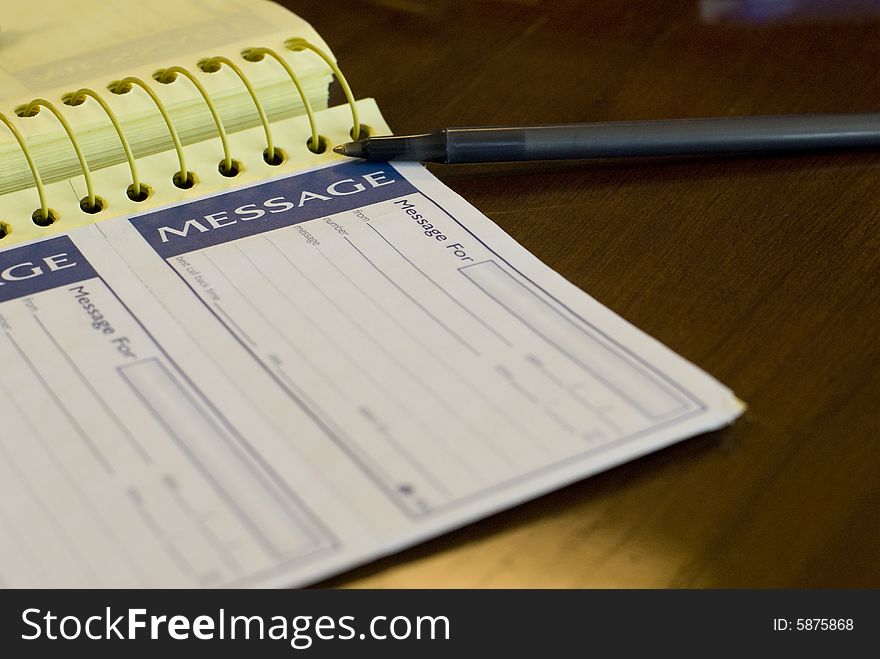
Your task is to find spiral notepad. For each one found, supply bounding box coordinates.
[0,0,378,246]
[0,0,742,589]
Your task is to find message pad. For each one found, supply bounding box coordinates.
[0,161,742,587]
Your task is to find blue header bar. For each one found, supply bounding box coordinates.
[0,236,98,303]
[131,161,417,258]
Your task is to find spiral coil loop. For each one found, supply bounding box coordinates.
[285,38,362,140]
[108,77,194,188]
[18,99,103,213]
[62,88,148,201]
[241,46,323,153]
[153,66,238,176]
[198,56,281,165]
[0,38,365,240]
[0,112,51,227]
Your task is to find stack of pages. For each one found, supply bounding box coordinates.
[0,0,334,196]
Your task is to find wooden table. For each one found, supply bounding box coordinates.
[287,0,880,588]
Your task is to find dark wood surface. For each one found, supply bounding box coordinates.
[286,0,880,588]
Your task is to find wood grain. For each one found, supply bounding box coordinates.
[282,0,880,588]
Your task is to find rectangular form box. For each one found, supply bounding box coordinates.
[119,357,330,561]
[460,260,694,420]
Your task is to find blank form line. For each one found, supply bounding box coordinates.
[460,261,691,420]
[463,272,668,419]
[366,222,513,347]
[121,361,285,560]
[128,489,195,579]
[543,407,576,435]
[568,386,624,436]
[166,246,364,528]
[496,365,540,404]
[417,185,708,412]
[164,251,420,522]
[358,407,453,498]
[162,475,243,575]
[227,246,350,402]
[265,236,517,473]
[0,431,98,584]
[496,364,578,434]
[526,354,623,436]
[223,249,419,499]
[233,241,466,495]
[4,331,115,476]
[272,364,421,490]
[200,252,260,349]
[343,237,481,357]
[54,253,335,565]
[0,493,49,586]
[209,244,388,493]
[250,240,485,488]
[233,242,449,493]
[274,347,450,506]
[0,371,146,584]
[314,248,552,460]
[214,303,257,347]
[31,314,152,464]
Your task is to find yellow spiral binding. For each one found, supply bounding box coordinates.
[0,112,52,229]
[108,77,195,189]
[18,99,103,213]
[153,66,238,176]
[62,88,149,202]
[285,38,361,140]
[241,46,323,153]
[0,37,365,240]
[198,56,281,165]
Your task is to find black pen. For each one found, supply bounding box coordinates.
[333,114,880,163]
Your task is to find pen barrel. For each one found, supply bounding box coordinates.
[360,133,447,161]
[443,115,880,162]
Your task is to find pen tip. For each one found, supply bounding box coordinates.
[333,141,368,159]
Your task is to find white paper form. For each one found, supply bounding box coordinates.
[0,160,742,587]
